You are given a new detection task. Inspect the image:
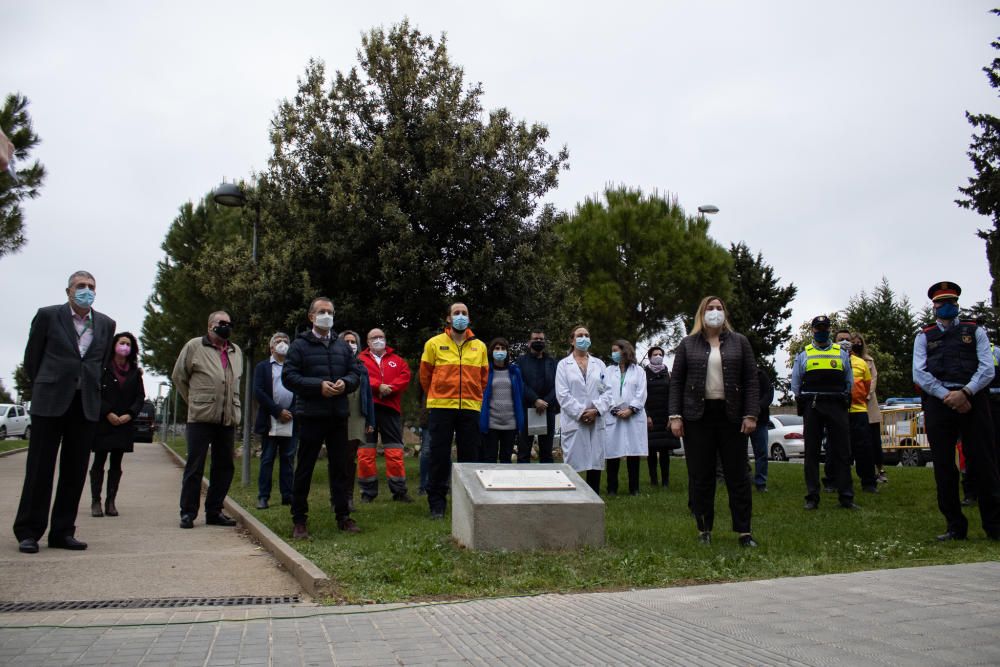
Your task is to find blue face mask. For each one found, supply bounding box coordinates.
[73,287,95,308]
[611,350,621,364]
[493,350,507,362]
[451,314,469,331]
[936,303,959,320]
[575,336,591,351]
[813,330,830,344]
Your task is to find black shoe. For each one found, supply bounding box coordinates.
[206,513,236,526]
[18,538,39,554]
[629,490,639,497]
[936,531,967,542]
[179,515,194,529]
[804,500,819,510]
[48,536,87,550]
[417,488,427,496]
[393,493,414,503]
[337,518,361,533]
[962,496,977,507]
[840,503,861,510]
[429,510,445,520]
[256,498,269,510]
[755,485,768,493]
[91,500,104,517]
[739,534,759,548]
[698,531,711,544]
[281,496,292,506]
[862,486,879,494]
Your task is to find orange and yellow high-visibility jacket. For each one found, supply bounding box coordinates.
[419,328,489,411]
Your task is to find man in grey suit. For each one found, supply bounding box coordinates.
[14,271,116,553]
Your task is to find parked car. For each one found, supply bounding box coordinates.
[0,404,31,440]
[879,407,932,466]
[760,414,805,461]
[134,400,157,443]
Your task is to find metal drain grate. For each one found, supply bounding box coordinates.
[0,595,301,613]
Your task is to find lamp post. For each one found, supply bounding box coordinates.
[213,181,257,487]
[697,204,719,217]
[157,382,169,444]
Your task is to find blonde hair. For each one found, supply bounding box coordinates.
[689,296,734,336]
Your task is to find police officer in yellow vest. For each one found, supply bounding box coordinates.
[791,315,856,510]
[913,281,1000,541]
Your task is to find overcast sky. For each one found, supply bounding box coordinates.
[3,1,997,399]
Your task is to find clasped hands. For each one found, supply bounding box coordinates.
[943,390,972,414]
[106,413,132,426]
[321,379,346,397]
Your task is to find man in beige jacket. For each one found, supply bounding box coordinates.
[172,311,243,529]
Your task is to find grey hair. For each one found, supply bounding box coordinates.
[269,332,290,347]
[67,270,95,288]
[207,311,230,326]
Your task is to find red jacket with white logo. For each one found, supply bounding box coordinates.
[359,346,412,414]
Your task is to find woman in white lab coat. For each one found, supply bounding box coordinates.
[604,340,648,496]
[555,325,613,493]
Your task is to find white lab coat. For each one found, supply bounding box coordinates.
[555,353,614,472]
[603,364,649,458]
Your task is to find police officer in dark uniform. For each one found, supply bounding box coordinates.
[791,315,856,510]
[913,281,1000,541]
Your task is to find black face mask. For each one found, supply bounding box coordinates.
[213,324,232,340]
[530,341,546,352]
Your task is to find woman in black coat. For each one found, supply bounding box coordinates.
[669,297,759,548]
[644,346,680,487]
[90,331,145,517]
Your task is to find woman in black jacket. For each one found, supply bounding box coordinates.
[669,297,760,547]
[644,346,679,487]
[91,332,146,517]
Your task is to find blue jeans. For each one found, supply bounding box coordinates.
[750,419,768,488]
[258,433,297,502]
[419,427,431,493]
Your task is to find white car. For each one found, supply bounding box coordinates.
[0,404,31,440]
[760,414,804,461]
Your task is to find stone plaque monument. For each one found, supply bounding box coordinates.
[451,463,605,551]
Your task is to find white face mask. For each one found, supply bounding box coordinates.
[275,341,289,356]
[346,342,358,354]
[370,337,386,352]
[314,313,334,330]
[704,309,726,328]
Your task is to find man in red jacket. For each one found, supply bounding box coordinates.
[358,328,413,502]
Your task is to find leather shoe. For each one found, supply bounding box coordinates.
[755,485,768,493]
[803,500,818,510]
[91,500,104,517]
[392,493,414,503]
[840,503,861,510]
[429,510,445,520]
[936,531,967,542]
[292,523,309,539]
[698,531,711,545]
[337,518,361,533]
[48,536,87,550]
[962,496,977,507]
[18,538,39,554]
[179,515,194,529]
[739,534,759,548]
[256,498,269,510]
[206,513,237,526]
[861,486,879,494]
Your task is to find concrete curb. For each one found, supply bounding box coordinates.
[0,446,28,458]
[158,440,334,599]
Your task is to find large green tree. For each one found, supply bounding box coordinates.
[0,93,46,259]
[958,9,1000,307]
[0,380,13,404]
[198,21,575,358]
[12,363,30,403]
[555,187,732,351]
[140,194,243,375]
[726,241,797,377]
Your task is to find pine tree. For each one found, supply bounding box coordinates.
[0,93,46,259]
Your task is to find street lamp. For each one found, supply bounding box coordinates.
[697,204,720,216]
[157,382,170,444]
[213,181,258,487]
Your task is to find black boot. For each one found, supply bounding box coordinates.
[648,453,659,486]
[105,469,122,517]
[90,466,104,517]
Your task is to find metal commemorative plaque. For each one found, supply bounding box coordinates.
[475,469,576,491]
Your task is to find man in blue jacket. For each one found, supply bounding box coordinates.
[282,297,361,538]
[253,332,297,510]
[515,328,560,463]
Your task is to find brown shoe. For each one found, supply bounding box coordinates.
[337,518,360,533]
[292,523,309,539]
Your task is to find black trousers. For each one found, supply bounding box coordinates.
[869,422,884,468]
[293,416,351,524]
[925,392,1000,537]
[517,410,557,463]
[427,408,480,514]
[13,393,95,542]
[648,443,671,486]
[481,429,517,463]
[849,412,877,488]
[804,399,853,506]
[606,456,640,494]
[179,422,235,519]
[585,469,602,494]
[684,401,752,533]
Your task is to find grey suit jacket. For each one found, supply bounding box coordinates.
[23,303,117,421]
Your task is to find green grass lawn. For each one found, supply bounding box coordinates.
[167,438,999,604]
[0,438,29,454]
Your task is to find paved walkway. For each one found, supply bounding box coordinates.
[0,443,301,602]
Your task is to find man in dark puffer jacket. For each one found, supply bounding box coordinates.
[282,297,361,539]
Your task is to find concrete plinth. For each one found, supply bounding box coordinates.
[451,463,605,551]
